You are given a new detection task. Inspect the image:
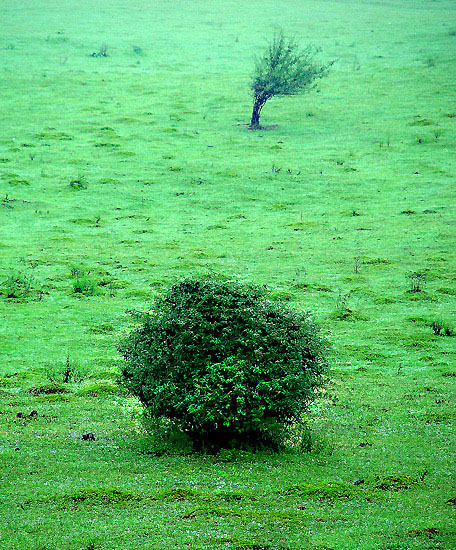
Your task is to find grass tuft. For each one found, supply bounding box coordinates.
[61,487,141,505]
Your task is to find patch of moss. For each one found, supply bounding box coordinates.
[374,473,422,491]
[406,291,436,302]
[310,283,333,292]
[406,315,428,326]
[207,224,227,230]
[29,383,69,396]
[62,487,142,505]
[70,218,93,225]
[374,296,396,304]
[184,505,242,518]
[77,381,124,396]
[4,173,30,185]
[125,288,152,299]
[36,393,70,403]
[437,287,456,295]
[292,282,308,290]
[36,130,72,140]
[94,142,120,149]
[99,177,120,185]
[271,290,296,302]
[421,411,453,424]
[441,371,456,377]
[87,369,117,380]
[98,278,128,290]
[409,118,434,126]
[89,322,116,334]
[160,487,207,502]
[408,527,439,538]
[330,308,367,321]
[364,257,391,265]
[217,491,256,502]
[284,480,366,500]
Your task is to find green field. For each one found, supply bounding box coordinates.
[1,0,455,548]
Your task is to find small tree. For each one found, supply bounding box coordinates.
[119,276,328,450]
[250,31,332,128]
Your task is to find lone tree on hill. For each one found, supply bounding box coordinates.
[249,31,332,128]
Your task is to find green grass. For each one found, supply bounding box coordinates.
[1,0,455,548]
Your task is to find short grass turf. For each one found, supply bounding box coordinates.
[1,0,455,549]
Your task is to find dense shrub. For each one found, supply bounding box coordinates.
[119,276,327,449]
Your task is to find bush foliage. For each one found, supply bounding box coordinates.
[119,276,327,448]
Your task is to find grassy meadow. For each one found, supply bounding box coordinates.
[1,0,455,548]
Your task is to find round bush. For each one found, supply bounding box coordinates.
[119,276,327,449]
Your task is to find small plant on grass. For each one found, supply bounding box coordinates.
[119,275,328,450]
[353,257,361,274]
[69,175,87,190]
[330,291,366,321]
[430,319,453,336]
[90,44,109,58]
[47,353,87,384]
[407,270,426,293]
[73,275,97,296]
[3,270,37,300]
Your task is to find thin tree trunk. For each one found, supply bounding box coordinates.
[250,98,264,128]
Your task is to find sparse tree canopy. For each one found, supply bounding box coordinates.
[250,31,332,128]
